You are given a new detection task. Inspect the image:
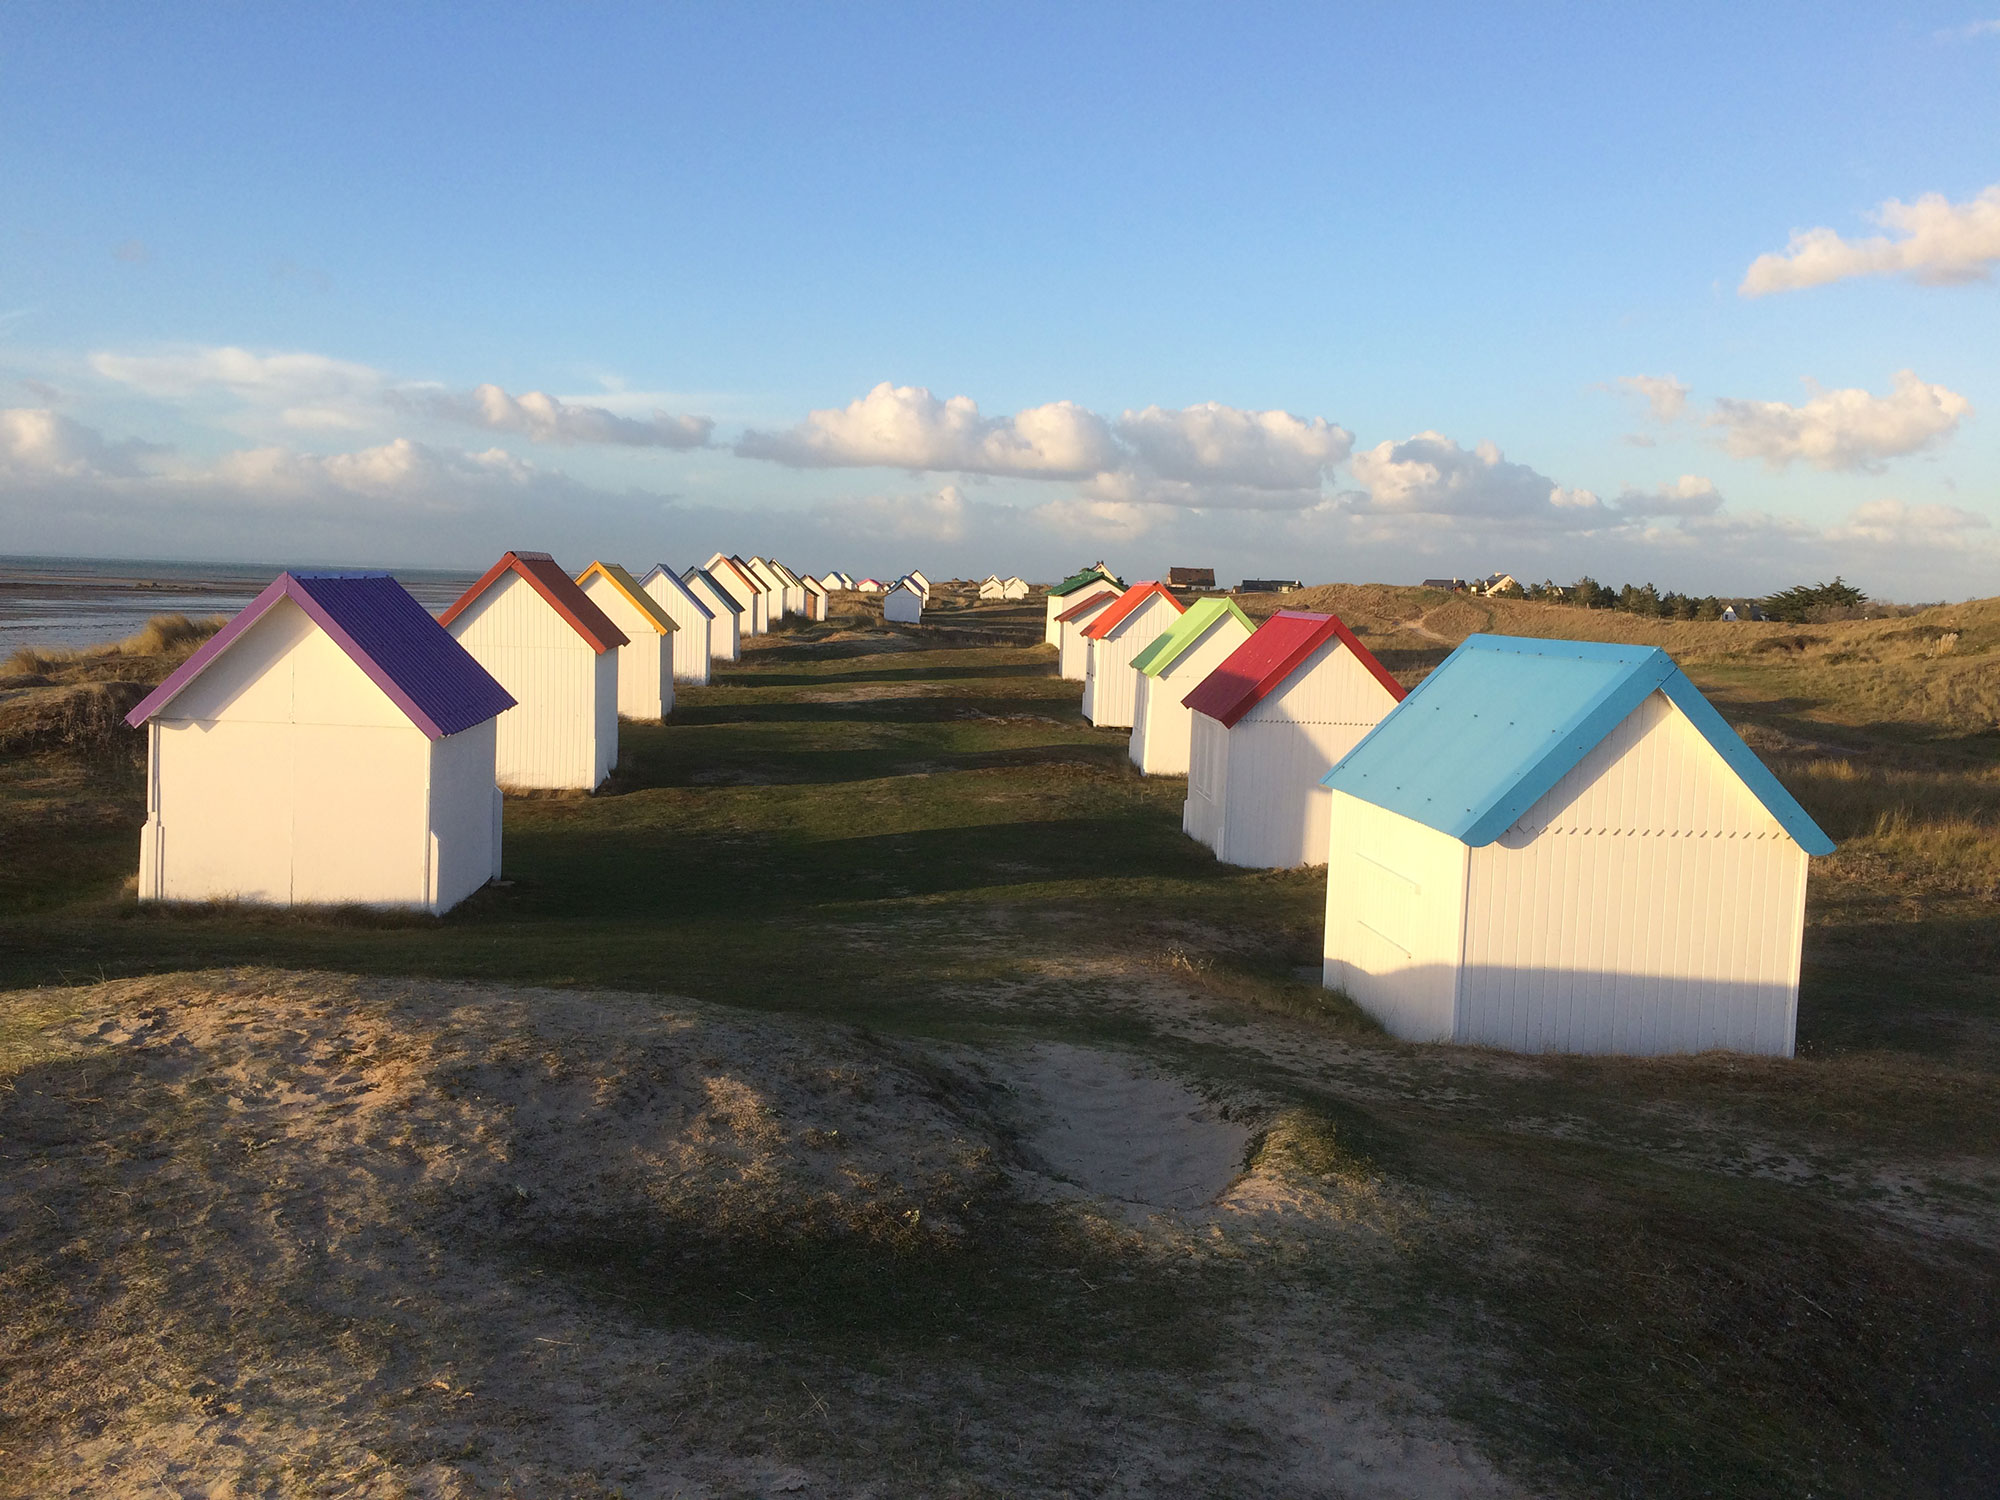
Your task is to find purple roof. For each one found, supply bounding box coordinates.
[126,572,516,739]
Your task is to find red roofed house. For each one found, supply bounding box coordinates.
[1081,582,1186,729]
[1055,589,1120,681]
[441,551,629,791]
[123,572,516,913]
[1181,610,1405,868]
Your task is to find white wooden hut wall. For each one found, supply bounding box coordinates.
[643,572,715,684]
[1189,639,1397,868]
[1326,690,1809,1056]
[884,584,923,623]
[681,572,741,663]
[136,598,499,911]
[1044,594,1069,645]
[709,559,766,633]
[1130,613,1253,775]
[1056,602,1113,680]
[1082,595,1179,730]
[447,571,618,790]
[578,573,673,719]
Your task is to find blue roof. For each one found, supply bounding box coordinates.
[1320,634,1833,854]
[128,572,515,739]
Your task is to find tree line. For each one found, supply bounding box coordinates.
[1494,576,1872,623]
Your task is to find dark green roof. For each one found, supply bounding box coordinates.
[1048,567,1123,598]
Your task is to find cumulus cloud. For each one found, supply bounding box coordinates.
[1710,370,1970,472]
[1027,496,1170,543]
[1345,432,1592,522]
[823,484,972,544]
[0,407,162,478]
[412,383,713,449]
[1740,185,2000,295]
[1612,475,1724,516]
[737,382,1118,478]
[1114,402,1352,489]
[91,345,389,431]
[1827,497,1991,545]
[1617,374,1690,423]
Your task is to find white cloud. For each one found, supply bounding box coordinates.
[1740,185,2000,295]
[1936,19,2000,40]
[1710,370,1970,472]
[90,345,389,432]
[1027,496,1170,543]
[0,407,161,478]
[417,383,713,449]
[1346,432,1590,522]
[1114,402,1352,489]
[1612,475,1723,516]
[824,484,971,544]
[736,382,1118,478]
[1616,374,1690,423]
[1827,497,1991,545]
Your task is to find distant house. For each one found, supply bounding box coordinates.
[678,566,743,663]
[1054,589,1120,680]
[1239,579,1303,594]
[1169,566,1216,589]
[1479,573,1521,596]
[1420,578,1467,593]
[1001,576,1029,600]
[855,578,886,594]
[1129,596,1255,776]
[124,572,514,913]
[639,565,716,685]
[1182,610,1403,868]
[1721,606,1738,622]
[442,551,628,791]
[1043,565,1124,645]
[704,554,768,634]
[801,574,829,621]
[1081,582,1186,730]
[883,580,924,623]
[1320,635,1834,1057]
[978,574,1006,599]
[576,561,677,720]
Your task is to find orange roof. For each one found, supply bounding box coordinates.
[440,551,629,654]
[1054,589,1120,624]
[1082,581,1186,640]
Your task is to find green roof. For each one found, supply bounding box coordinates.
[1048,566,1123,598]
[1131,596,1253,677]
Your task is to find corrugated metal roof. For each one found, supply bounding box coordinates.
[1048,566,1123,598]
[1320,634,1835,853]
[576,561,677,634]
[1182,610,1404,727]
[1132,596,1254,676]
[1082,581,1186,640]
[639,565,716,620]
[1054,588,1120,624]
[681,567,744,614]
[126,572,516,739]
[440,551,629,654]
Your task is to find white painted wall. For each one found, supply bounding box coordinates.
[137,598,497,913]
[1184,712,1229,850]
[447,571,615,791]
[1129,612,1254,776]
[1044,593,1070,645]
[1081,594,1181,730]
[1201,638,1400,869]
[1057,609,1109,680]
[884,586,923,623]
[1324,690,1811,1058]
[681,572,741,663]
[643,572,714,684]
[578,572,674,720]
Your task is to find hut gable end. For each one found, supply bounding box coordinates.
[151,596,408,731]
[1239,635,1402,728]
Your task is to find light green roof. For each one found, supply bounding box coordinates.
[1048,566,1122,598]
[1132,596,1253,676]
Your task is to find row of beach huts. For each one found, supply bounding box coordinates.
[119,554,1833,1062]
[1043,564,1833,1061]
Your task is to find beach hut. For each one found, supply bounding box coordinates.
[705,554,768,633]
[1002,576,1029,600]
[1044,565,1123,645]
[679,567,743,663]
[772,560,808,617]
[907,569,932,600]
[855,578,886,594]
[733,555,783,626]
[441,550,628,791]
[883,580,924,623]
[801,574,830,621]
[1182,610,1403,868]
[124,572,515,913]
[639,565,716,684]
[978,574,1006,600]
[1128,597,1256,775]
[1054,589,1119,680]
[747,557,792,619]
[1081,582,1187,730]
[576,562,677,720]
[1319,635,1835,1057]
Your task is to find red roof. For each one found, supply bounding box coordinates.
[439,551,629,654]
[1082,581,1186,640]
[1054,589,1119,624]
[1181,610,1404,727]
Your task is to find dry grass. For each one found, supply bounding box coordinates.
[0,614,223,758]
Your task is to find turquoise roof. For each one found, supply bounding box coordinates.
[1320,634,1834,854]
[1131,596,1254,676]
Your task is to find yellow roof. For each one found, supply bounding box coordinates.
[574,561,677,634]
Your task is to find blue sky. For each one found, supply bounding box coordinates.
[2,3,1996,596]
